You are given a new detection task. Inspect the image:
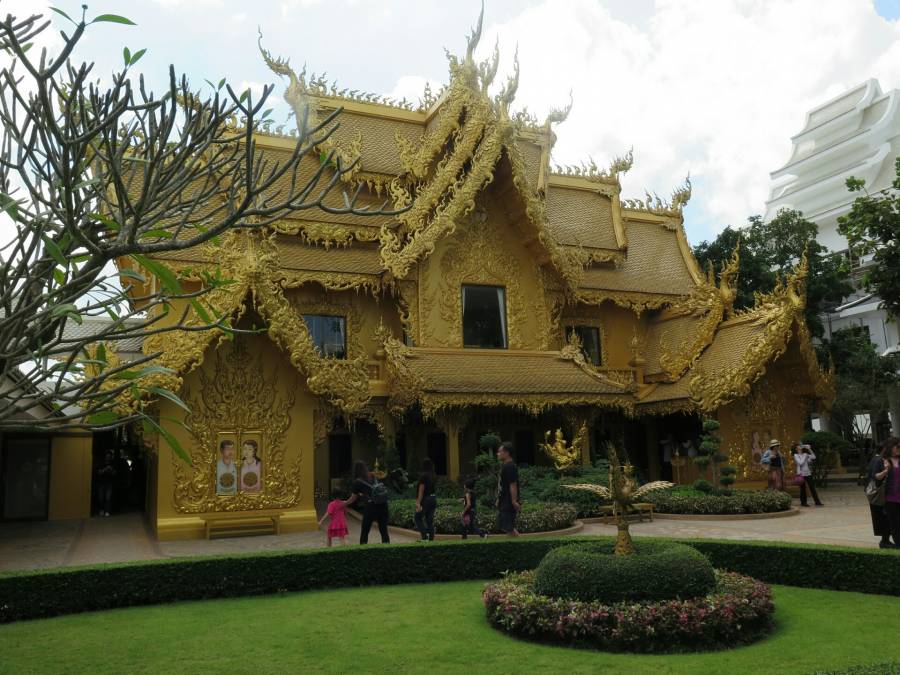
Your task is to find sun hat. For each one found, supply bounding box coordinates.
[768,439,781,448]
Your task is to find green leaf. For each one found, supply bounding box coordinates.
[130,254,183,295]
[52,268,67,285]
[119,268,147,283]
[41,236,68,267]
[319,151,328,165]
[218,78,226,90]
[262,108,273,119]
[129,48,147,65]
[138,229,174,240]
[51,303,83,324]
[144,414,192,465]
[49,7,74,22]
[96,342,107,366]
[0,193,19,221]
[239,90,250,103]
[144,386,191,413]
[87,411,120,426]
[91,14,137,26]
[190,298,212,324]
[73,177,100,189]
[123,47,131,66]
[89,213,121,231]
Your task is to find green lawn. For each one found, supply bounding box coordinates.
[1,581,897,674]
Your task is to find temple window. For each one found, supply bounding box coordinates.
[566,325,602,366]
[462,284,508,349]
[302,314,347,358]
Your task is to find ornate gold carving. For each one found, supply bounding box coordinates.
[575,289,679,314]
[433,218,531,349]
[418,392,634,419]
[689,254,832,412]
[268,220,380,248]
[540,426,585,471]
[175,339,300,513]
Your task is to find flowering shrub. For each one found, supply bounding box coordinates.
[388,499,577,534]
[483,570,774,653]
[645,489,792,514]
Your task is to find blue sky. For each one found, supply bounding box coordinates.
[14,0,900,245]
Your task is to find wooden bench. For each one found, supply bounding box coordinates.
[597,503,654,524]
[202,512,282,540]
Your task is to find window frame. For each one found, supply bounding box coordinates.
[461,283,509,350]
[563,320,605,367]
[301,313,348,359]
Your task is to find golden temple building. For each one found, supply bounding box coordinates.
[12,22,833,537]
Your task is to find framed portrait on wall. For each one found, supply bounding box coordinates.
[216,433,238,496]
[239,432,263,494]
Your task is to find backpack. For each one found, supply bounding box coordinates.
[369,479,389,505]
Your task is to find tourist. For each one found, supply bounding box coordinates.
[414,458,437,541]
[792,443,823,507]
[496,441,521,536]
[461,477,487,539]
[345,460,390,544]
[761,440,784,491]
[317,490,350,547]
[96,450,116,517]
[874,437,900,549]
[866,441,892,548]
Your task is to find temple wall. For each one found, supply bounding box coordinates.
[416,196,556,351]
[717,363,807,484]
[152,334,317,540]
[47,434,92,520]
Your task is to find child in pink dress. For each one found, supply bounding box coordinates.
[318,491,350,547]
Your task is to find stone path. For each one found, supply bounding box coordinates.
[0,485,881,573]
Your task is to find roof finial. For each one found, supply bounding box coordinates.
[671,173,692,211]
[465,0,485,65]
[478,36,500,91]
[495,44,519,113]
[546,89,573,126]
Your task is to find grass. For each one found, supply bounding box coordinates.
[1,581,898,674]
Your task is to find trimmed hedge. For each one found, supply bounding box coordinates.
[533,541,716,603]
[387,499,577,534]
[485,569,773,653]
[1,536,898,623]
[645,489,792,514]
[813,665,900,675]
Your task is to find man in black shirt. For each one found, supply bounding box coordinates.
[496,441,521,536]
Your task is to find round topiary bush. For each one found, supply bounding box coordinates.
[484,569,774,653]
[532,541,716,603]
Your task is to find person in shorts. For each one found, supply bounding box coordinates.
[495,442,521,536]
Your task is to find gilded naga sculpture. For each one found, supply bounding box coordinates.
[543,437,673,555]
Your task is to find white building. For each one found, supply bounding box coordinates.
[765,78,900,435]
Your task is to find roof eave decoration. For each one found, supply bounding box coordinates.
[373,14,583,292]
[689,253,834,411]
[656,245,740,380]
[138,233,372,415]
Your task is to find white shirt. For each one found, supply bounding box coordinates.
[793,451,816,477]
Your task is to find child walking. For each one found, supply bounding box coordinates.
[461,478,487,539]
[318,490,350,547]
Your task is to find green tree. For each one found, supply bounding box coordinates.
[838,157,900,318]
[0,10,392,457]
[693,210,852,339]
[817,327,898,446]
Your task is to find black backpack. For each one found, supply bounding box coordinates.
[369,479,389,505]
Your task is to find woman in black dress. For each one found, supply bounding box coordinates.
[866,442,891,548]
[414,458,437,541]
[345,460,390,544]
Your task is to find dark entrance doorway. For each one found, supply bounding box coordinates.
[1,436,51,521]
[91,428,146,517]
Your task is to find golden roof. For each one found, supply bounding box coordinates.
[546,186,620,250]
[578,219,697,296]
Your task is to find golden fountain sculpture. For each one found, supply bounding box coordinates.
[542,433,673,555]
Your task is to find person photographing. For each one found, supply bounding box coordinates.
[792,442,823,507]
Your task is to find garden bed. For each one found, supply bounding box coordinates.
[386,499,578,535]
[644,488,793,515]
[484,569,774,652]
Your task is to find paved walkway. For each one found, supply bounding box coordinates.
[0,485,881,573]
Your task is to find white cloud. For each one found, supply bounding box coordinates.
[469,0,900,240]
[280,0,324,20]
[384,75,443,108]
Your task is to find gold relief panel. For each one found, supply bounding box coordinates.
[175,339,302,513]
